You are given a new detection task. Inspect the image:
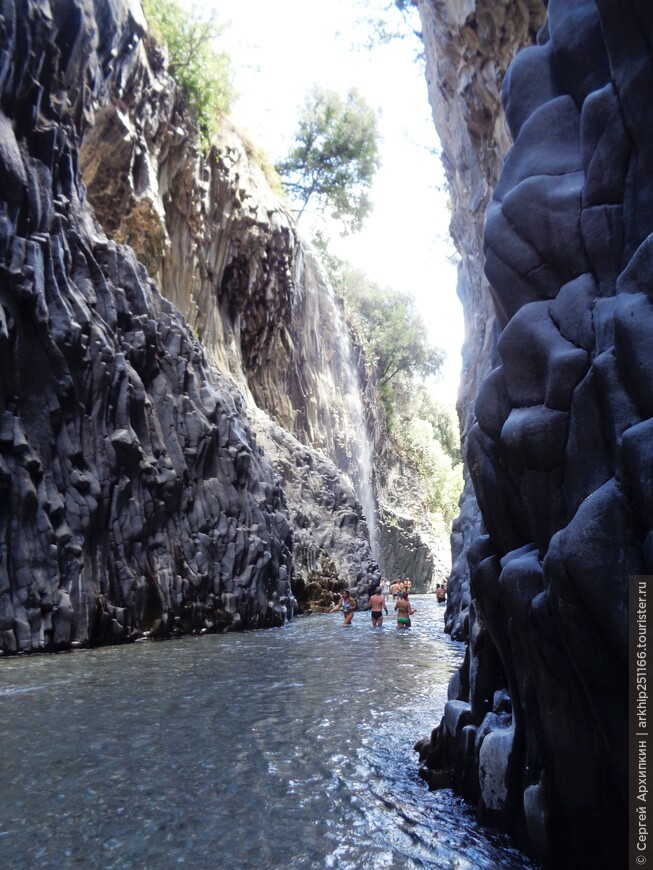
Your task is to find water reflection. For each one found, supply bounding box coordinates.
[0,596,533,869]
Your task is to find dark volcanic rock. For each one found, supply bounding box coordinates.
[420,2,649,868]
[0,0,397,651]
[0,0,298,651]
[416,0,546,640]
[79,12,395,599]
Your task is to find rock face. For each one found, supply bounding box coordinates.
[0,0,302,651]
[79,4,439,598]
[377,451,451,592]
[0,0,445,652]
[254,411,379,609]
[79,14,388,602]
[418,2,647,868]
[416,0,546,637]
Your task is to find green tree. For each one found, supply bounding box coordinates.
[342,269,444,387]
[411,385,462,463]
[360,0,423,48]
[401,418,463,528]
[276,86,380,233]
[313,241,462,529]
[143,0,235,147]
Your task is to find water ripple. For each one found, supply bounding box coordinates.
[0,596,534,869]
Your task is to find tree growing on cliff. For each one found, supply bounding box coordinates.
[341,267,445,387]
[143,0,235,147]
[276,86,380,233]
[359,0,423,48]
[314,244,462,529]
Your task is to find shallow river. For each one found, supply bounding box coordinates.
[0,595,534,869]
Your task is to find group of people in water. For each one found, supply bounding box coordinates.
[330,577,447,629]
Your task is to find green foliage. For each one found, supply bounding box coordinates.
[357,0,423,51]
[239,129,285,197]
[143,0,235,147]
[396,387,463,531]
[410,385,462,463]
[311,230,348,295]
[399,418,463,529]
[276,86,380,233]
[339,265,445,387]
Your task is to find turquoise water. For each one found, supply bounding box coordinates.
[0,596,533,869]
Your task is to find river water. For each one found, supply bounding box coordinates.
[0,596,533,869]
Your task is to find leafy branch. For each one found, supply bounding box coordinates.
[143,0,235,148]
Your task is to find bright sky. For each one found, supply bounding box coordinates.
[215,0,463,403]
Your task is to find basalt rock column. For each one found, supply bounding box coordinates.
[416,0,546,638]
[80,27,384,602]
[418,2,648,867]
[0,0,294,652]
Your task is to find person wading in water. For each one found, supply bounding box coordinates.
[367,587,388,627]
[330,589,357,625]
[394,591,416,629]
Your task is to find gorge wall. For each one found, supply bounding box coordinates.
[416,0,546,638]
[0,0,393,654]
[0,0,446,654]
[0,0,301,651]
[78,3,445,599]
[417,2,643,868]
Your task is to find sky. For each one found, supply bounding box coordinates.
[214,0,463,402]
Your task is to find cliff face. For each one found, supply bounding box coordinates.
[0,0,390,653]
[416,0,545,637]
[377,450,452,593]
[418,2,646,868]
[78,7,390,598]
[0,0,297,651]
[0,0,447,653]
[79,6,449,597]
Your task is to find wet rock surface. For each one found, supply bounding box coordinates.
[251,410,380,610]
[0,0,302,652]
[79,2,437,597]
[419,2,643,867]
[0,0,407,651]
[416,0,546,639]
[377,509,449,593]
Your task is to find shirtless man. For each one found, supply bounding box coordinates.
[395,592,416,628]
[368,587,388,627]
[389,580,402,600]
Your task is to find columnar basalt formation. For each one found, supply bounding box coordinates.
[377,451,452,592]
[80,3,438,595]
[2,0,440,651]
[80,25,387,598]
[80,32,379,468]
[418,2,645,867]
[416,0,545,637]
[0,0,305,652]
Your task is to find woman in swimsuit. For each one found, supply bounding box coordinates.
[394,592,416,628]
[330,589,357,625]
